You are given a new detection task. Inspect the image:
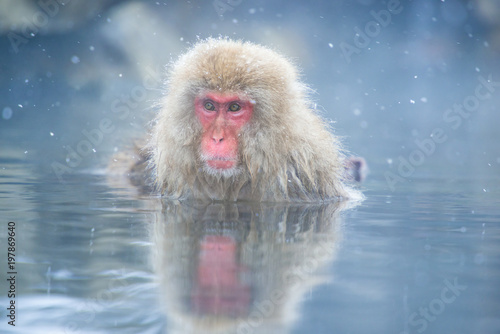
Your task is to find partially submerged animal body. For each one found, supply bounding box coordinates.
[109,38,365,202]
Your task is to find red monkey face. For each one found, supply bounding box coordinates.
[195,92,254,176]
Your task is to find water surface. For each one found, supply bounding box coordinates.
[1,152,499,334]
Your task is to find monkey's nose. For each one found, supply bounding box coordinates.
[212,130,224,143]
[212,136,224,144]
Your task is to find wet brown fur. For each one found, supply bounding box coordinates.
[129,38,360,202]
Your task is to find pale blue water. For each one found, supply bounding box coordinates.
[1,152,499,334]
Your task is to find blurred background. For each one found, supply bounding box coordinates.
[0,0,499,189]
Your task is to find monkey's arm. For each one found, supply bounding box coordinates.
[344,156,368,182]
[108,140,153,193]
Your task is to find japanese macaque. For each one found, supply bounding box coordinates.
[114,38,363,202]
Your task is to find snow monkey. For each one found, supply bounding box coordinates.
[114,38,362,202]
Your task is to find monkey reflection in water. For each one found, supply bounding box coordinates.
[110,38,365,201]
[152,201,353,334]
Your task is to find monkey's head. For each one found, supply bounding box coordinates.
[151,38,353,201]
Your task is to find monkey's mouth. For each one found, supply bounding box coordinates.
[206,158,236,170]
[202,155,237,170]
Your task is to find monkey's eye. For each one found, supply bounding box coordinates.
[204,101,215,111]
[228,103,241,112]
